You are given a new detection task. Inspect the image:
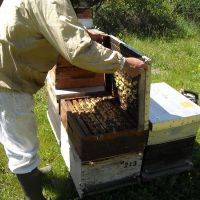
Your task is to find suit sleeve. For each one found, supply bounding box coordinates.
[30,0,124,73]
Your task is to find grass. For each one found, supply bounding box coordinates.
[0,29,200,199]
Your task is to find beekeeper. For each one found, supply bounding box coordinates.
[0,0,147,199]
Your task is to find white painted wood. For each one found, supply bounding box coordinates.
[59,120,143,198]
[150,82,200,131]
[60,123,71,170]
[46,74,105,100]
[47,111,61,145]
[47,83,60,112]
[148,123,199,145]
[80,153,142,188]
[47,92,62,144]
[138,66,151,131]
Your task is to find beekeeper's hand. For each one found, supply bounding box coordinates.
[86,29,107,43]
[123,57,148,77]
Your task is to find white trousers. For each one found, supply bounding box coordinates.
[0,92,40,174]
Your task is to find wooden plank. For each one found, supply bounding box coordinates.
[55,74,105,90]
[88,97,114,133]
[47,108,61,145]
[110,35,147,59]
[142,136,195,176]
[47,74,106,100]
[81,153,142,187]
[142,163,193,182]
[143,66,151,131]
[77,99,106,135]
[144,136,195,163]
[63,130,143,198]
[56,66,96,77]
[103,100,134,130]
[61,99,87,136]
[60,99,69,129]
[48,67,56,86]
[60,122,71,170]
[67,100,90,136]
[79,98,108,134]
[47,84,60,113]
[147,122,199,145]
[51,57,105,89]
[109,35,151,131]
[104,74,114,95]
[110,100,137,127]
[66,112,83,157]
[47,92,61,144]
[150,82,200,131]
[138,71,146,131]
[72,128,148,161]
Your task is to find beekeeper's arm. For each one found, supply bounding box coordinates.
[31,0,146,74]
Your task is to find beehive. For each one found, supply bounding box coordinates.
[48,56,105,90]
[60,96,148,161]
[47,34,151,198]
[46,33,200,197]
[59,35,151,161]
[142,82,200,181]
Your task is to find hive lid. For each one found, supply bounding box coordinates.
[150,82,200,131]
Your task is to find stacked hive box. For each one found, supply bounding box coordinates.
[48,56,105,90]
[47,32,200,197]
[47,34,151,197]
[46,4,200,193]
[142,82,200,181]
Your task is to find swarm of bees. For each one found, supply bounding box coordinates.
[114,70,139,111]
[67,95,137,135]
[66,70,139,135]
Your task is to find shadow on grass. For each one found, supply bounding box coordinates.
[42,140,200,200]
[42,173,78,200]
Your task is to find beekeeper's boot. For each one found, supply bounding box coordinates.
[16,168,46,200]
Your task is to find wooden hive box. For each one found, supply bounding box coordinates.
[60,121,143,198]
[48,56,105,90]
[46,70,106,145]
[60,35,151,162]
[47,35,151,197]
[142,82,200,181]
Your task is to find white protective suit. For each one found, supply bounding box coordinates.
[0,0,125,174]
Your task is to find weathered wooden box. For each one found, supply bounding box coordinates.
[47,35,151,198]
[46,73,106,145]
[59,35,151,162]
[60,96,149,161]
[48,56,105,90]
[142,82,200,181]
[60,122,143,198]
[47,86,146,198]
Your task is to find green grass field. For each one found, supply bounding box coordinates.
[0,30,200,199]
